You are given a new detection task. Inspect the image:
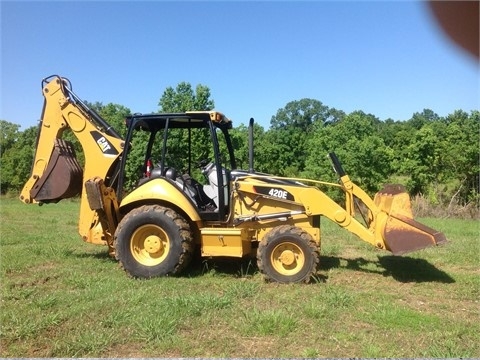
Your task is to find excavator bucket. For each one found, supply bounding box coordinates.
[29,139,83,203]
[374,184,447,255]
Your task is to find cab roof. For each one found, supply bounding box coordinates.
[125,111,232,131]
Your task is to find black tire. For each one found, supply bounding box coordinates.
[114,205,193,278]
[257,225,319,283]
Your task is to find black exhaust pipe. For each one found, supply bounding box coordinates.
[249,118,255,173]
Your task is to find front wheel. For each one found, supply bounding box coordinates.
[114,205,193,278]
[257,225,319,283]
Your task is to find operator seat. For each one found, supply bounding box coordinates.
[165,168,177,180]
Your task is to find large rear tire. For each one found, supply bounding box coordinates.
[114,205,193,278]
[257,225,319,283]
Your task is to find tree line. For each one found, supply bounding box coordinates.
[1,82,478,218]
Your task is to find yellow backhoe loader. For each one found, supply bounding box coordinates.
[20,75,446,283]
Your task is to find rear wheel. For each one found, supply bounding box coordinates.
[114,205,193,278]
[257,225,319,283]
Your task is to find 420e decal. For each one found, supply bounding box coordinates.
[253,186,294,201]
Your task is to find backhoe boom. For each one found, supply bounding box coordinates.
[20,75,124,248]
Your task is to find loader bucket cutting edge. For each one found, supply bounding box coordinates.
[30,139,83,203]
[383,214,447,255]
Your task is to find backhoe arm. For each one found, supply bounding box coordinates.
[20,76,125,248]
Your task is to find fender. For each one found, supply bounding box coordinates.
[120,178,201,222]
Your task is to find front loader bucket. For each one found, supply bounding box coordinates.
[382,214,447,255]
[374,184,447,255]
[30,139,83,203]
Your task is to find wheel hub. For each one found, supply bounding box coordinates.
[279,249,296,266]
[144,235,163,254]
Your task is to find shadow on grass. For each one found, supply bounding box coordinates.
[63,247,454,284]
[65,249,260,279]
[186,256,260,279]
[321,255,455,283]
[63,248,114,260]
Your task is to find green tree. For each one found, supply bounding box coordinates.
[270,98,330,129]
[1,126,37,194]
[440,110,480,207]
[262,99,338,176]
[408,109,441,130]
[378,118,416,173]
[228,122,266,171]
[400,110,479,209]
[92,102,131,138]
[304,111,393,195]
[0,120,21,158]
[401,124,444,199]
[158,82,214,112]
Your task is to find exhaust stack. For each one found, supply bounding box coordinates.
[248,117,255,173]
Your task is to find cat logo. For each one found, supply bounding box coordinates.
[97,136,112,152]
[90,131,119,156]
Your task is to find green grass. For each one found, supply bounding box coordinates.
[1,197,479,357]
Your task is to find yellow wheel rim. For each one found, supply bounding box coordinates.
[130,224,169,266]
[270,241,305,276]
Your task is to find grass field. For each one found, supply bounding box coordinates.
[1,197,478,357]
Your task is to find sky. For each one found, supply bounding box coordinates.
[1,1,479,131]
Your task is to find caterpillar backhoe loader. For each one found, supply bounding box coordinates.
[20,75,446,283]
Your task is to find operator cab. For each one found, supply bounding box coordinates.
[120,111,235,221]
